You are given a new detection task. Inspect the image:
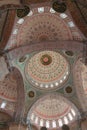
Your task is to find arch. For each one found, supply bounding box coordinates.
[73,58,87,111]
[0,10,16,49]
[66,0,87,37]
[27,93,80,129]
[8,40,83,60]
[0,109,12,118]
[10,67,25,122]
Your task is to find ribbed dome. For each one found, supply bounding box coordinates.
[25,51,69,90]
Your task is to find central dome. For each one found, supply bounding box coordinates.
[25,51,69,90]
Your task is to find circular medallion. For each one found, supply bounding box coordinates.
[17,5,30,18]
[19,55,27,63]
[52,1,67,13]
[65,86,72,93]
[25,51,69,90]
[40,54,52,65]
[28,91,35,98]
[65,51,74,57]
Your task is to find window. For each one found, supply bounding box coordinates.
[60,13,67,19]
[60,80,63,83]
[52,120,56,128]
[35,82,39,86]
[17,18,24,24]
[64,116,69,124]
[38,7,44,13]
[64,75,66,79]
[50,84,54,88]
[45,85,49,88]
[68,113,73,121]
[40,84,44,88]
[46,121,50,128]
[58,119,63,127]
[31,113,35,120]
[0,102,6,108]
[50,8,55,13]
[71,109,76,116]
[55,82,59,86]
[13,29,18,34]
[68,21,75,27]
[35,117,39,124]
[40,119,44,126]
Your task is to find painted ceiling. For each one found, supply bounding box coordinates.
[0,0,87,129]
[28,94,78,128]
[25,50,69,90]
[6,6,84,49]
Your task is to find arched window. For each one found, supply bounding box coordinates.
[50,8,55,13]
[38,7,44,13]
[40,119,44,127]
[46,121,50,128]
[35,117,39,124]
[31,113,35,121]
[58,119,63,127]
[52,120,56,128]
[64,116,69,124]
[71,109,76,116]
[68,113,73,121]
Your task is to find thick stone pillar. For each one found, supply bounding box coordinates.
[9,123,28,130]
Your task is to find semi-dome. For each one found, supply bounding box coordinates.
[27,94,77,128]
